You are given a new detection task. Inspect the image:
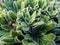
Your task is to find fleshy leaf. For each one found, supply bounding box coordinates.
[44,41,56,45]
[42,33,56,41]
[30,11,36,23]
[22,39,38,45]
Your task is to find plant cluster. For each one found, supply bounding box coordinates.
[0,0,60,45]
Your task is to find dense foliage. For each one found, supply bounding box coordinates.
[0,0,60,45]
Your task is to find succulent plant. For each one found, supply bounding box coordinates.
[0,8,17,30]
[0,0,60,45]
[0,6,17,39]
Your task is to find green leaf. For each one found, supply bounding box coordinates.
[21,22,29,31]
[17,0,21,9]
[32,0,37,5]
[0,17,5,24]
[42,15,50,22]
[0,30,9,37]
[8,11,17,20]
[58,12,60,25]
[21,1,25,10]
[44,21,55,30]
[3,36,15,43]
[25,34,31,39]
[5,13,12,23]
[30,11,36,23]
[39,0,46,8]
[32,20,44,26]
[42,33,56,41]
[13,1,18,12]
[0,39,3,45]
[37,8,41,16]
[4,0,13,10]
[24,0,28,7]
[36,38,45,45]
[1,25,13,31]
[17,11,24,19]
[44,41,56,45]
[11,30,19,37]
[22,39,38,45]
[25,7,30,19]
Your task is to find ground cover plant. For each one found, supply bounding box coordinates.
[0,0,60,45]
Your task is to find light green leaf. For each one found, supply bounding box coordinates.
[44,41,56,45]
[32,20,44,26]
[22,39,38,45]
[30,11,36,23]
[42,33,56,41]
[21,2,25,10]
[44,21,55,30]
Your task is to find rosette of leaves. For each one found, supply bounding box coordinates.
[0,7,17,38]
[0,0,60,45]
[1,0,57,14]
[1,0,27,12]
[3,8,55,45]
[0,9,17,31]
[1,0,59,45]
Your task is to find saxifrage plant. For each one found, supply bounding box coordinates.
[0,0,60,45]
